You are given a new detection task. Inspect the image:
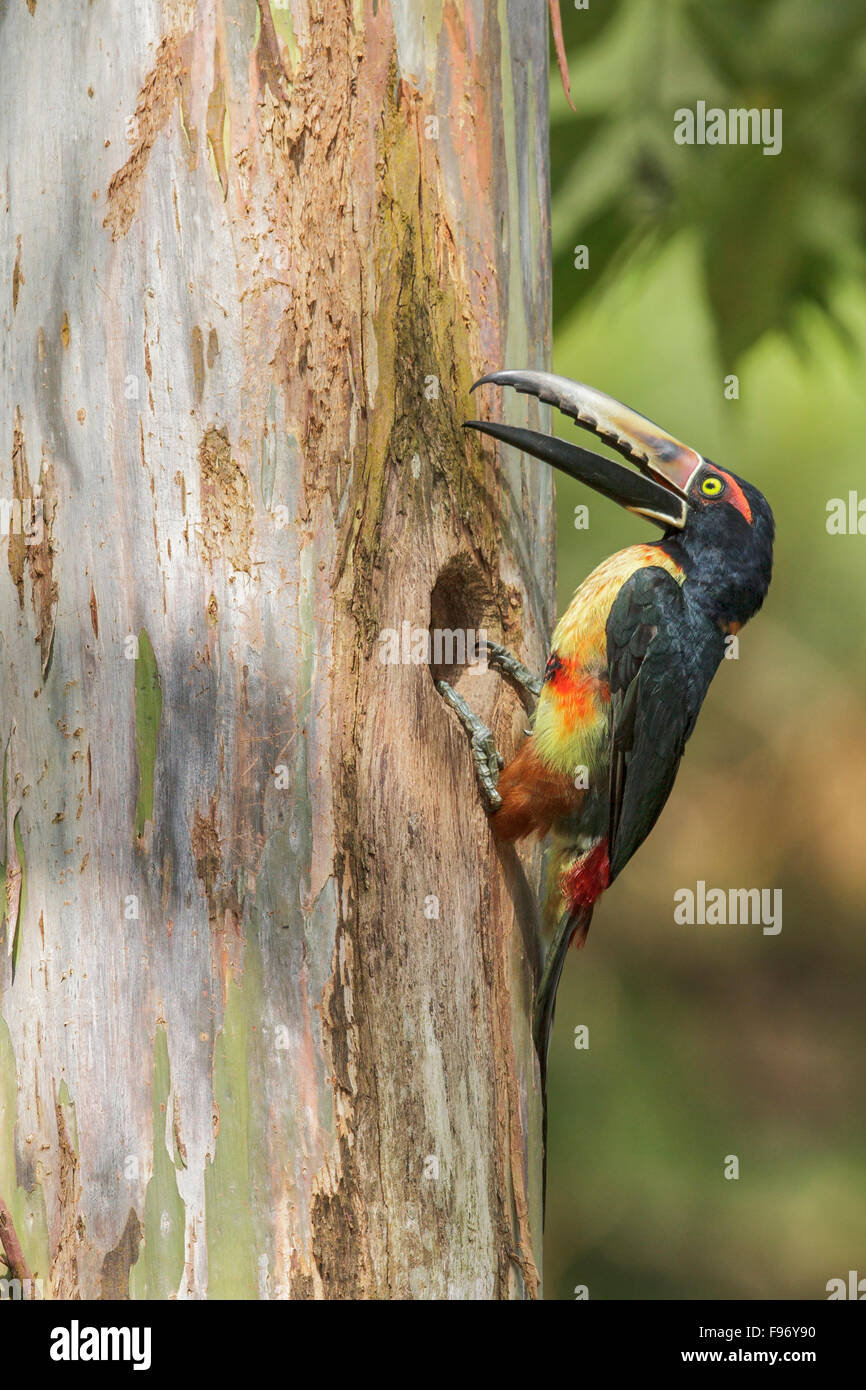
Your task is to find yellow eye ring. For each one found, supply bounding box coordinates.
[701,476,724,497]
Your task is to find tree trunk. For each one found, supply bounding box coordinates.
[0,0,553,1299]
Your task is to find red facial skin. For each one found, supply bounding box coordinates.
[706,465,752,524]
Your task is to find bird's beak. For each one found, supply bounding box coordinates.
[465,370,705,531]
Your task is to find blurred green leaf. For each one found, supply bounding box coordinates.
[551,0,866,359]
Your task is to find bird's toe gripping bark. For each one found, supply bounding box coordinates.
[482,640,543,707]
[436,680,504,813]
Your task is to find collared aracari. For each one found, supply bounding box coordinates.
[438,370,774,1075]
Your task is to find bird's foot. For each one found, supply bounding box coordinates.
[436,680,503,813]
[482,640,543,707]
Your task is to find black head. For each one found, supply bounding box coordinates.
[464,370,774,630]
[669,460,775,628]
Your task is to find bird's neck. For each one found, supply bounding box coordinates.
[657,536,755,631]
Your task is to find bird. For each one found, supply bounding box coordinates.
[437,369,774,1078]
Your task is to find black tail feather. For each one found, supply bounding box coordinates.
[534,905,594,1220]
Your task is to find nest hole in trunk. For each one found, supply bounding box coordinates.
[428,553,499,690]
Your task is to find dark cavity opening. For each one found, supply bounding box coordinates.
[429,554,498,688]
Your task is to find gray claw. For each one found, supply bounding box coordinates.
[471,730,503,811]
[436,679,503,815]
[482,640,543,703]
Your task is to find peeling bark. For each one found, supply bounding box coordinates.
[0,0,553,1298]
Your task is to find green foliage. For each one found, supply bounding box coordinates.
[547,0,866,1301]
[551,0,866,360]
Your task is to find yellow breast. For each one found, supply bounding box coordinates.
[532,544,684,776]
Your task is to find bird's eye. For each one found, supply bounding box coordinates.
[701,476,724,497]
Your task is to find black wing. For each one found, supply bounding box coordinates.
[605,566,724,882]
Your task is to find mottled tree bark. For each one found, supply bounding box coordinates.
[0,0,553,1298]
